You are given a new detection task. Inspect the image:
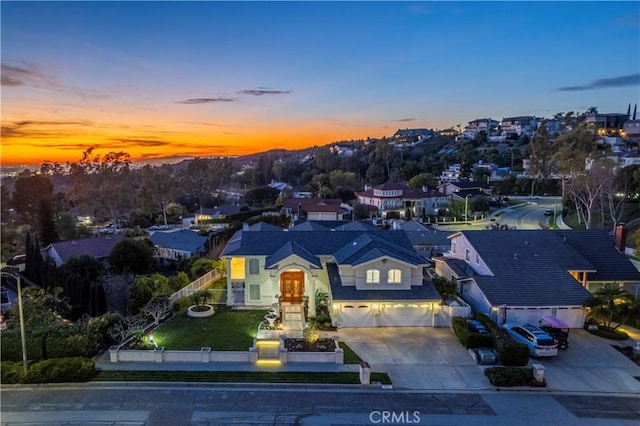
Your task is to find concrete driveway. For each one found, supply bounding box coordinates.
[337,327,490,390]
[338,327,640,393]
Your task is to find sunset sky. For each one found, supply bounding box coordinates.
[2,1,639,166]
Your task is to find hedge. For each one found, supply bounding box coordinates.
[0,332,44,362]
[495,337,530,366]
[1,330,96,362]
[1,357,95,384]
[484,366,546,387]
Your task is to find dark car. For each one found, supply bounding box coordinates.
[543,209,554,216]
[467,319,490,335]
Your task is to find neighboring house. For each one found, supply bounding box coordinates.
[437,181,493,199]
[434,227,640,328]
[195,204,242,224]
[42,234,124,267]
[585,112,628,136]
[356,183,449,219]
[500,116,539,138]
[149,229,209,262]
[463,118,499,136]
[623,120,640,138]
[221,222,442,328]
[392,220,453,259]
[268,180,292,192]
[440,164,462,182]
[618,151,640,168]
[282,198,347,221]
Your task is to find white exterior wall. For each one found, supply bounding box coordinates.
[353,259,414,290]
[460,280,492,315]
[308,212,339,221]
[449,235,492,275]
[504,306,584,328]
[156,247,194,261]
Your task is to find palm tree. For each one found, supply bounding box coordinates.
[584,283,635,329]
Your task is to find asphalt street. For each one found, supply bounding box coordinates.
[1,383,639,425]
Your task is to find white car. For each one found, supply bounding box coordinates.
[502,323,558,357]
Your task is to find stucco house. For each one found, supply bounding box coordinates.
[220,222,443,329]
[282,198,348,221]
[356,183,449,219]
[434,227,640,328]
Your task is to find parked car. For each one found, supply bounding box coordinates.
[543,209,554,216]
[502,323,558,357]
[539,316,570,349]
[467,319,490,335]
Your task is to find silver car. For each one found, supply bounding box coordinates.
[502,323,558,357]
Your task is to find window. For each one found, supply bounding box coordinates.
[475,253,480,264]
[451,241,457,254]
[248,284,261,301]
[248,258,259,275]
[465,249,470,261]
[366,269,380,283]
[230,258,245,280]
[388,269,401,284]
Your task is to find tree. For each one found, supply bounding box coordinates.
[432,276,458,304]
[584,283,636,330]
[565,158,614,229]
[528,123,553,180]
[408,173,438,189]
[107,315,147,344]
[244,186,280,207]
[168,271,190,292]
[138,164,179,227]
[180,158,215,213]
[63,255,105,283]
[12,174,54,225]
[140,296,172,325]
[109,238,155,274]
[37,198,58,246]
[190,258,215,279]
[128,273,172,314]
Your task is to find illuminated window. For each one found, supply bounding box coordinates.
[366,269,380,283]
[388,269,401,283]
[248,258,259,275]
[230,258,245,280]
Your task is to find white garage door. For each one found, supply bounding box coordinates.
[505,307,585,328]
[379,304,431,326]
[338,304,375,327]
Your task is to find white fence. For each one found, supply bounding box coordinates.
[109,347,251,363]
[168,270,222,307]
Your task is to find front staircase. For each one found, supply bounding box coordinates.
[280,304,305,338]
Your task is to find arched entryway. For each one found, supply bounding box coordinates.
[280,271,305,303]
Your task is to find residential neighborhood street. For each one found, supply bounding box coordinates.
[1,383,639,425]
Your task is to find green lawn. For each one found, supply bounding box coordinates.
[93,370,392,385]
[209,276,227,289]
[151,307,267,351]
[340,342,363,364]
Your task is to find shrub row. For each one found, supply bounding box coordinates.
[494,333,530,366]
[0,331,94,362]
[1,357,95,384]
[452,317,494,349]
[586,327,629,341]
[484,367,546,387]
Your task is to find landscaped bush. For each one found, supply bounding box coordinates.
[0,331,44,362]
[467,333,494,349]
[452,316,471,346]
[24,357,95,384]
[484,366,546,387]
[587,327,629,341]
[314,313,331,324]
[1,361,25,384]
[2,357,96,384]
[87,312,123,350]
[495,338,530,366]
[472,313,499,334]
[44,332,94,359]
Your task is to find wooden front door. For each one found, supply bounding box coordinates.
[281,271,304,303]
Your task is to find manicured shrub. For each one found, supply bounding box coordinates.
[587,327,629,341]
[467,333,494,349]
[24,357,95,383]
[87,312,124,350]
[0,332,44,362]
[1,361,26,384]
[45,333,94,359]
[314,313,331,324]
[484,366,546,387]
[495,339,530,366]
[452,316,471,347]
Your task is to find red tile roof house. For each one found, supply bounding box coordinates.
[42,234,125,267]
[355,183,449,220]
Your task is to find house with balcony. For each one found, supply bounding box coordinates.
[462,118,499,139]
[433,226,640,328]
[356,183,449,219]
[220,222,443,329]
[500,116,539,138]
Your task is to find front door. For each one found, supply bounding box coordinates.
[281,271,304,303]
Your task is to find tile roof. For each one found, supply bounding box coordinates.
[48,234,124,263]
[149,230,209,253]
[327,263,440,301]
[265,241,322,269]
[460,230,595,307]
[557,229,640,282]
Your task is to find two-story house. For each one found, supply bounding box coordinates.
[220,222,441,328]
[434,227,640,328]
[500,116,539,138]
[356,183,449,219]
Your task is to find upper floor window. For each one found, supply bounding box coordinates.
[451,241,457,254]
[388,269,401,284]
[475,253,480,264]
[465,249,471,261]
[248,258,259,275]
[366,269,380,284]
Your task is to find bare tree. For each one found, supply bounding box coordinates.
[140,296,172,325]
[565,158,612,229]
[107,315,146,344]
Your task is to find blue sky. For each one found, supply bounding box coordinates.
[2,1,639,164]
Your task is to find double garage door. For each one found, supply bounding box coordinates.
[338,303,433,327]
[503,307,584,328]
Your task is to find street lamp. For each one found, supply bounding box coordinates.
[464,194,472,224]
[1,271,28,375]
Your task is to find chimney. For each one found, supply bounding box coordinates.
[633,104,637,121]
[614,223,627,253]
[627,103,631,119]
